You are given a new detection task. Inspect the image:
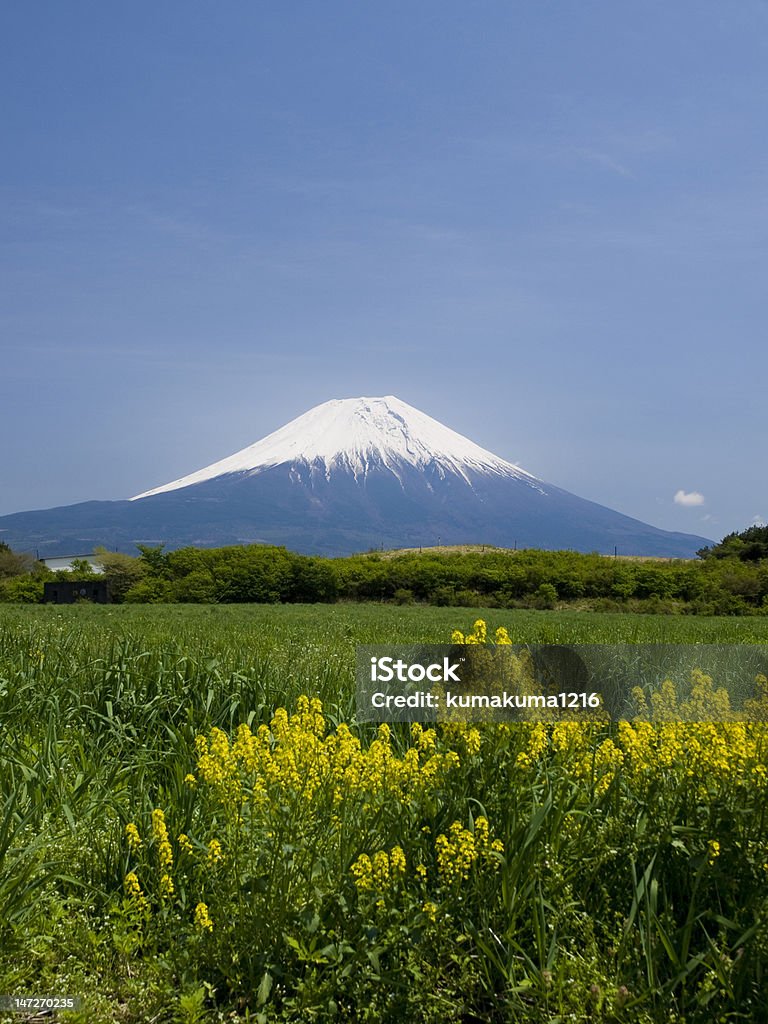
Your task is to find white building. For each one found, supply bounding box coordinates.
[39,554,105,574]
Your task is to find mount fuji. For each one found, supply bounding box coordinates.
[0,396,710,557]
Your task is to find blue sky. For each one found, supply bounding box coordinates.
[2,1,766,540]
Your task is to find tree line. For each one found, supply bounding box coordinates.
[1,528,767,614]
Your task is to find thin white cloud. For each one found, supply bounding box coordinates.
[573,147,635,179]
[674,489,705,507]
[751,514,766,526]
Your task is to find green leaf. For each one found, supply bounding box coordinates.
[257,971,273,1006]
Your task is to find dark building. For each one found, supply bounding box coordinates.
[43,580,111,604]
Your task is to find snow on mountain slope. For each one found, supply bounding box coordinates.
[132,395,542,500]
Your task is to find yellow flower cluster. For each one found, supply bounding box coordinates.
[632,668,749,723]
[125,822,142,852]
[447,620,543,724]
[439,720,482,756]
[152,809,173,872]
[515,722,548,769]
[207,839,224,866]
[159,873,175,898]
[552,720,594,757]
[435,817,503,884]
[447,625,768,801]
[151,808,175,900]
[124,871,148,912]
[193,697,461,814]
[613,719,768,795]
[422,900,438,922]
[195,727,243,805]
[451,619,511,645]
[410,721,437,753]
[512,710,768,799]
[350,846,407,892]
[572,736,626,795]
[194,902,214,932]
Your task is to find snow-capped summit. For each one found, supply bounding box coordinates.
[131,395,540,499]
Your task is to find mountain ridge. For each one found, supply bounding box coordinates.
[0,395,712,558]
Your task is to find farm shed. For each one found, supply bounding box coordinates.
[43,580,111,604]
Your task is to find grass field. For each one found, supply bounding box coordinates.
[2,604,768,1023]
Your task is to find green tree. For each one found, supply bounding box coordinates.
[94,548,146,602]
[136,544,171,578]
[0,544,36,579]
[0,576,44,603]
[124,577,173,603]
[534,582,558,609]
[289,556,338,603]
[699,524,768,562]
[68,557,96,577]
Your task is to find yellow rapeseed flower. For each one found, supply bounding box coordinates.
[125,822,142,852]
[436,822,477,883]
[194,902,214,932]
[436,817,503,883]
[422,901,438,922]
[191,697,460,818]
[124,871,141,898]
[124,871,148,912]
[351,847,406,892]
[159,872,175,899]
[351,853,373,892]
[371,850,390,889]
[152,808,173,874]
[390,846,406,877]
[464,728,481,756]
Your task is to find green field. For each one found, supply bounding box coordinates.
[3,605,768,1023]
